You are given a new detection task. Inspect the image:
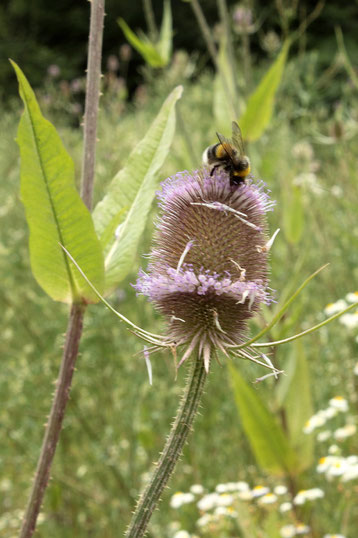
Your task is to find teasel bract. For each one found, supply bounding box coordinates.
[135,167,276,374]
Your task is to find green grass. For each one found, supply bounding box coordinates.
[1,51,358,538]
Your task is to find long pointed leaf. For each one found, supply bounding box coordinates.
[278,341,314,471]
[118,18,164,68]
[239,41,290,142]
[228,363,297,475]
[93,85,183,292]
[12,61,104,304]
[158,0,173,65]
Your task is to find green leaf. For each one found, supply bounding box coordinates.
[118,18,164,68]
[228,362,297,475]
[277,341,314,470]
[93,85,183,293]
[239,41,290,142]
[282,184,304,244]
[158,0,173,65]
[12,61,104,304]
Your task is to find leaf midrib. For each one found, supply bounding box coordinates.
[23,86,77,298]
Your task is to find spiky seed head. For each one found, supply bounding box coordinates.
[135,168,274,371]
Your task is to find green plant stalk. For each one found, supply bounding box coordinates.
[190,0,238,118]
[81,0,105,210]
[143,0,158,41]
[19,303,85,538]
[19,1,105,536]
[125,355,208,538]
[217,0,240,99]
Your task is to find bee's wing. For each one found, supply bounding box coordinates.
[216,131,237,161]
[231,121,245,156]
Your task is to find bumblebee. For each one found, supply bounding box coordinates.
[202,121,251,186]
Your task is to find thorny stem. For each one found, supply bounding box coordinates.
[19,2,105,536]
[125,355,208,537]
[19,303,85,538]
[81,0,105,210]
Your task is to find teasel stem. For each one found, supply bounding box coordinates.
[19,2,105,536]
[19,303,85,538]
[125,354,208,537]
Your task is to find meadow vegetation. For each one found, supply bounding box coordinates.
[1,2,358,537]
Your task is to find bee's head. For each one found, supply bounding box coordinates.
[238,156,250,172]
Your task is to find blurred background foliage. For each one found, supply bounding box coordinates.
[1,0,358,537]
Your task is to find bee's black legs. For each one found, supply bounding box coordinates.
[210,164,220,177]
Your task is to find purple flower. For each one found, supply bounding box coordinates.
[135,168,274,371]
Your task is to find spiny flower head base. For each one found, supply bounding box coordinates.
[135,168,274,372]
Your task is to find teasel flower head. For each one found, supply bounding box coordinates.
[134,166,278,374]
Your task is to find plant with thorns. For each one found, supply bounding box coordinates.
[63,166,357,538]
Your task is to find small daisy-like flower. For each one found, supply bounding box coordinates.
[341,463,358,482]
[257,492,277,504]
[216,493,234,506]
[135,168,274,372]
[237,489,253,500]
[170,492,195,508]
[234,481,250,492]
[197,492,219,511]
[334,424,356,441]
[214,505,237,517]
[173,531,191,538]
[252,485,270,498]
[339,311,358,329]
[353,362,358,376]
[303,414,326,433]
[293,488,324,505]
[279,501,292,513]
[274,485,288,495]
[346,291,358,303]
[280,524,297,538]
[323,534,346,538]
[321,407,338,419]
[190,484,204,495]
[329,397,348,412]
[317,430,331,442]
[196,513,214,527]
[320,456,348,477]
[295,523,310,535]
[324,300,347,316]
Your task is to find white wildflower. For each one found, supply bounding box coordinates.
[303,414,326,433]
[197,493,219,511]
[334,424,356,441]
[317,430,331,442]
[274,485,288,495]
[346,292,358,303]
[173,531,191,538]
[190,484,204,495]
[329,397,348,412]
[280,524,296,538]
[324,300,347,316]
[339,312,358,329]
[216,493,234,506]
[295,523,310,534]
[341,462,358,482]
[279,501,292,513]
[196,513,213,527]
[257,493,277,504]
[251,485,270,498]
[237,489,253,501]
[170,492,195,508]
